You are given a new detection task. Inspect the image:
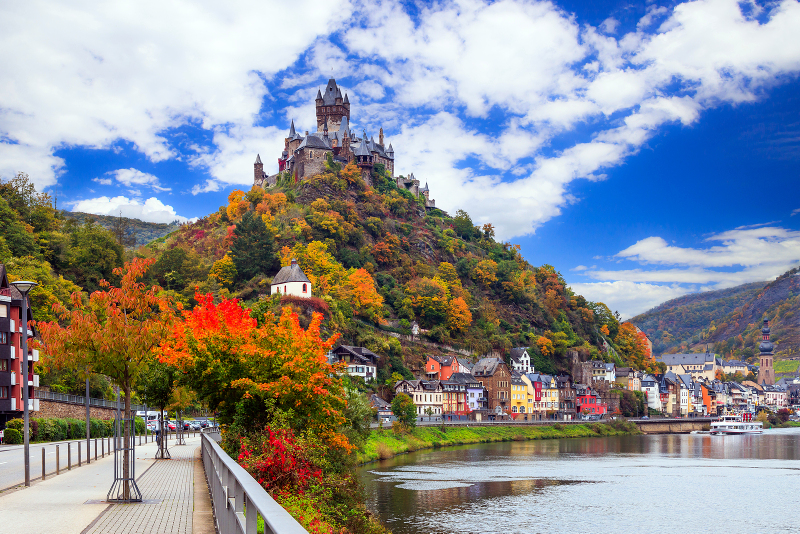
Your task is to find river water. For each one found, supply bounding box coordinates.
[360,428,800,533]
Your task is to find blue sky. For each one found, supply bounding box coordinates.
[1,0,799,318]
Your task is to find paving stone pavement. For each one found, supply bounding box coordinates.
[85,443,197,534]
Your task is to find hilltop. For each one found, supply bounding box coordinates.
[632,268,799,363]
[630,281,767,355]
[1,165,657,394]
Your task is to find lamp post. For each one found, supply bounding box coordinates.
[11,280,38,487]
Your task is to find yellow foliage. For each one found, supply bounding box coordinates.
[472,259,498,288]
[537,336,554,357]
[209,254,237,289]
[446,297,472,332]
[226,190,249,222]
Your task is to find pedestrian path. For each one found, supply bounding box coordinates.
[85,442,196,534]
[0,434,212,534]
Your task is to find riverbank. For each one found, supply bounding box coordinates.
[357,421,640,464]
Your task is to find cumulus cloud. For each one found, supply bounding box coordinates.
[3,0,800,238]
[570,281,694,320]
[571,225,800,318]
[69,195,193,224]
[0,0,351,189]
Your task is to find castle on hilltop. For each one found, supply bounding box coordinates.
[253,78,434,208]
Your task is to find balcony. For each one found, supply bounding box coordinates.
[10,372,16,386]
[28,373,38,387]
[31,349,39,362]
[28,399,39,411]
[11,397,16,411]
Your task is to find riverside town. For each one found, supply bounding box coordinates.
[1,1,800,533]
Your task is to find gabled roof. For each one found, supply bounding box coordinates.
[448,372,481,386]
[333,345,379,365]
[509,348,529,363]
[658,352,716,366]
[457,357,474,371]
[472,357,505,377]
[271,260,311,285]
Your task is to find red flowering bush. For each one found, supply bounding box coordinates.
[237,426,322,493]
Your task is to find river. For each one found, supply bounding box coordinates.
[360,428,800,533]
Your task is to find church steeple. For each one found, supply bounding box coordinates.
[757,318,775,385]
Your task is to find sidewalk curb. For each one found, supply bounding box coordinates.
[193,446,216,534]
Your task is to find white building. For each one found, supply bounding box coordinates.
[270,259,312,298]
[330,345,378,383]
[509,348,532,374]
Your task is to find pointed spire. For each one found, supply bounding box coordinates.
[387,143,394,153]
[344,93,349,104]
[255,154,262,164]
[289,120,296,137]
[316,88,323,100]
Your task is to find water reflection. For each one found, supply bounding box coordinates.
[361,429,800,534]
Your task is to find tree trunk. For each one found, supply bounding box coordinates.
[123,377,131,501]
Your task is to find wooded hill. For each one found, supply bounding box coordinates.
[60,211,181,248]
[1,164,655,395]
[632,268,799,362]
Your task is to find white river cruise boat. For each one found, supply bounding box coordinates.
[709,414,763,435]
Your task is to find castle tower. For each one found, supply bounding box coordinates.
[254,154,264,185]
[757,318,775,385]
[316,79,350,133]
[379,127,384,146]
[354,133,373,186]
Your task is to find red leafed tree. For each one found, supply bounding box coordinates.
[159,293,352,452]
[37,258,177,500]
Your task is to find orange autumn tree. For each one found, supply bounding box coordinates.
[159,293,352,451]
[36,258,177,500]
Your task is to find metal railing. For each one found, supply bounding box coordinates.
[37,390,146,412]
[200,432,308,534]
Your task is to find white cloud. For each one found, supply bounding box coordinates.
[69,195,193,224]
[569,281,694,320]
[3,0,800,239]
[0,0,351,189]
[572,225,800,318]
[92,177,113,186]
[105,168,170,191]
[792,208,800,216]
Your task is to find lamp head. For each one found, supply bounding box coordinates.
[11,280,38,296]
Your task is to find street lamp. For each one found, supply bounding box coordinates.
[11,280,38,487]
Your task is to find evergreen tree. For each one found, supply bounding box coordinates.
[230,210,277,284]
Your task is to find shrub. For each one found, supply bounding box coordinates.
[4,428,22,444]
[6,418,23,431]
[376,442,393,460]
[553,423,564,431]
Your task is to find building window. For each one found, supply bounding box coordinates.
[0,304,6,318]
[0,332,6,344]
[284,285,287,293]
[302,283,307,293]
[0,386,6,399]
[0,360,6,372]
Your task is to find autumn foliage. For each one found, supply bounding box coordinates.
[159,293,352,452]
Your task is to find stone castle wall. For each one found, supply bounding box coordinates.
[36,400,118,420]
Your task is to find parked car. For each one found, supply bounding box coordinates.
[182,421,192,431]
[167,422,176,431]
[190,422,201,431]
[199,420,209,428]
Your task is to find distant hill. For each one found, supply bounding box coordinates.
[61,211,181,247]
[632,268,800,363]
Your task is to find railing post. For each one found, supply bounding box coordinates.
[68,443,71,470]
[42,448,46,481]
[56,445,60,475]
[78,442,82,467]
[95,438,97,460]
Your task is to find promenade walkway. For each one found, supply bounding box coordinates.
[0,435,214,534]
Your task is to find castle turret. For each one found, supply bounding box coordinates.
[379,127,384,146]
[354,132,373,186]
[757,318,775,385]
[254,154,264,185]
[386,143,394,159]
[317,79,349,132]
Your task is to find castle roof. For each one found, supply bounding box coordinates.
[297,134,332,151]
[316,88,323,101]
[254,154,262,164]
[322,79,340,105]
[354,136,371,157]
[343,93,349,104]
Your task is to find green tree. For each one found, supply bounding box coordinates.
[229,210,277,284]
[5,256,83,323]
[453,209,476,240]
[0,196,37,257]
[391,393,417,429]
[64,220,124,293]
